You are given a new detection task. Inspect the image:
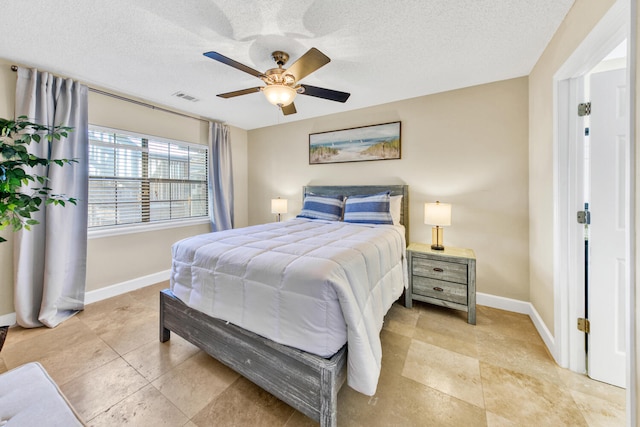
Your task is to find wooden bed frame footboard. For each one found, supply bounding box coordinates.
[160,289,347,427]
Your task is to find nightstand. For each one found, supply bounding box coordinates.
[404,243,477,324]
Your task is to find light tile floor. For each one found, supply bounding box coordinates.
[0,281,625,426]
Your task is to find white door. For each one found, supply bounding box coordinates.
[587,67,627,388]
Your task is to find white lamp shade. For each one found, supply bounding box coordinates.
[424,202,451,226]
[263,85,296,107]
[271,198,288,214]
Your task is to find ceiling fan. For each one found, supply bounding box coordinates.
[203,48,350,115]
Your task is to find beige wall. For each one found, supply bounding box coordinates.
[528,0,617,335]
[0,58,249,316]
[248,77,530,301]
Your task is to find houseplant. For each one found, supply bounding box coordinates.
[0,115,77,351]
[1,116,77,241]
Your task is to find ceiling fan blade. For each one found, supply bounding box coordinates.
[300,85,350,103]
[217,87,262,99]
[281,103,297,115]
[203,51,264,78]
[285,48,330,82]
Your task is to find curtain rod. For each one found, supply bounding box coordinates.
[10,64,220,125]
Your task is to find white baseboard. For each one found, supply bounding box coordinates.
[527,302,556,361]
[477,292,556,362]
[476,292,531,315]
[0,312,16,328]
[84,270,171,304]
[0,271,170,327]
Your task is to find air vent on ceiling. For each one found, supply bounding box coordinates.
[172,91,199,102]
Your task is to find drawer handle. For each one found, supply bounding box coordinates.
[433,267,444,273]
[433,287,444,292]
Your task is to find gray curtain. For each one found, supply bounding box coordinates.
[208,122,234,231]
[13,68,88,328]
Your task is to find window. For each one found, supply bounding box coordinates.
[88,126,208,229]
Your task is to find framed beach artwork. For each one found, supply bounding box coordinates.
[309,121,401,165]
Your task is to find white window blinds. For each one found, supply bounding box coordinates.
[88,127,208,228]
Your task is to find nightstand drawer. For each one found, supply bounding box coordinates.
[412,257,468,284]
[412,276,467,305]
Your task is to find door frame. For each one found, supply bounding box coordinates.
[553,0,635,423]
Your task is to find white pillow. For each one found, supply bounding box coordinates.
[390,195,403,226]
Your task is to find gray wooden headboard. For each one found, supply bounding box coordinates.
[302,185,410,244]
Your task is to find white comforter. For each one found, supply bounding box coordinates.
[170,218,407,395]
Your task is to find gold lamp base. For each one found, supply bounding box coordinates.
[431,226,445,250]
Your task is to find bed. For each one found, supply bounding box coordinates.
[160,184,409,427]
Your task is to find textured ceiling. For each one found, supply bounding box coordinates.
[0,0,575,130]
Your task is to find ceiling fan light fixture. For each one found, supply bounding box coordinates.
[205,48,350,114]
[262,84,296,107]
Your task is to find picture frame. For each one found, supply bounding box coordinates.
[309,121,401,165]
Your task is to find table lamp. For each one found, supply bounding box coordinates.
[271,197,288,222]
[424,201,451,250]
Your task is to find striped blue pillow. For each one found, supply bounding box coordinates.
[297,194,345,221]
[343,192,393,225]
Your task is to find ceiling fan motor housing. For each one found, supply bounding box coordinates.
[264,68,296,86]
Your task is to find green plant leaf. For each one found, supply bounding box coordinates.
[0,116,75,239]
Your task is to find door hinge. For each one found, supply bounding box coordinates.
[577,210,591,224]
[577,317,590,333]
[578,102,591,117]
